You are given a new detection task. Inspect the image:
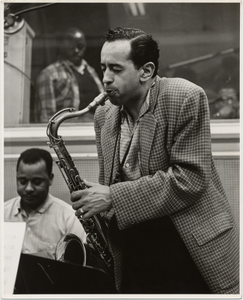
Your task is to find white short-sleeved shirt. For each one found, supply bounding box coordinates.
[4,194,86,259]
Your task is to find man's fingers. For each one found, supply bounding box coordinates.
[75,207,85,217]
[75,205,98,222]
[71,190,84,202]
[75,207,91,222]
[83,179,97,188]
[72,201,83,210]
[78,210,93,222]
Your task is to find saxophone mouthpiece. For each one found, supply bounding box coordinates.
[89,92,108,108]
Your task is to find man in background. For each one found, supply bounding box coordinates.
[37,27,104,122]
[4,148,86,259]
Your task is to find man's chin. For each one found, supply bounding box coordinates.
[22,198,39,208]
[107,93,120,106]
[72,58,82,66]
[109,97,123,106]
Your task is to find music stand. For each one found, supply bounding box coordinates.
[14,253,117,294]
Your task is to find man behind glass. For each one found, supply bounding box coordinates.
[37,27,104,122]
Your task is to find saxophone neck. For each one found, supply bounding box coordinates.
[46,92,108,139]
[46,108,74,140]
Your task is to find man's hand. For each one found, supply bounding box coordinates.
[71,179,112,221]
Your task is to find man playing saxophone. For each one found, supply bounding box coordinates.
[70,27,239,294]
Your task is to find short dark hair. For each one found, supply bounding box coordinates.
[104,27,159,77]
[56,27,85,42]
[16,148,53,176]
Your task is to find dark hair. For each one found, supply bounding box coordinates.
[104,27,159,77]
[56,27,85,42]
[16,148,53,176]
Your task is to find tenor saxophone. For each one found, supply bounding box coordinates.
[46,92,113,271]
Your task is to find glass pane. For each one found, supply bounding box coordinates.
[4,2,240,125]
[164,49,239,120]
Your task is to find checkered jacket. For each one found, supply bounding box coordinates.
[94,76,239,294]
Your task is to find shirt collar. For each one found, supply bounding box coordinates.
[120,80,155,121]
[35,194,52,213]
[15,197,22,216]
[62,59,87,74]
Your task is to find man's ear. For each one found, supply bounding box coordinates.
[140,62,155,82]
[49,173,54,186]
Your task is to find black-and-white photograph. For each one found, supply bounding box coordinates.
[2,1,241,298]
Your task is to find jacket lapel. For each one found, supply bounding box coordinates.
[139,112,157,176]
[139,78,159,175]
[101,105,121,185]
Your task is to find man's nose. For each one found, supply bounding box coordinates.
[74,47,80,54]
[25,181,34,192]
[103,69,114,85]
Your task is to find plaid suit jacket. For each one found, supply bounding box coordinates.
[94,76,239,294]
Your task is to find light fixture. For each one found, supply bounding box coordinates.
[4,4,25,35]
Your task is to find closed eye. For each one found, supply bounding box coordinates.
[101,64,122,73]
[112,66,122,72]
[18,178,27,185]
[33,179,44,185]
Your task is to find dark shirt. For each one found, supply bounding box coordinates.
[72,67,100,111]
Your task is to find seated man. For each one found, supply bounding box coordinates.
[4,148,86,260]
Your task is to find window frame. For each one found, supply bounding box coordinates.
[4,120,240,158]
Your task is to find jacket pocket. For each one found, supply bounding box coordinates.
[192,212,234,246]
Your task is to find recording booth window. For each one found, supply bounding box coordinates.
[3,3,240,126]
